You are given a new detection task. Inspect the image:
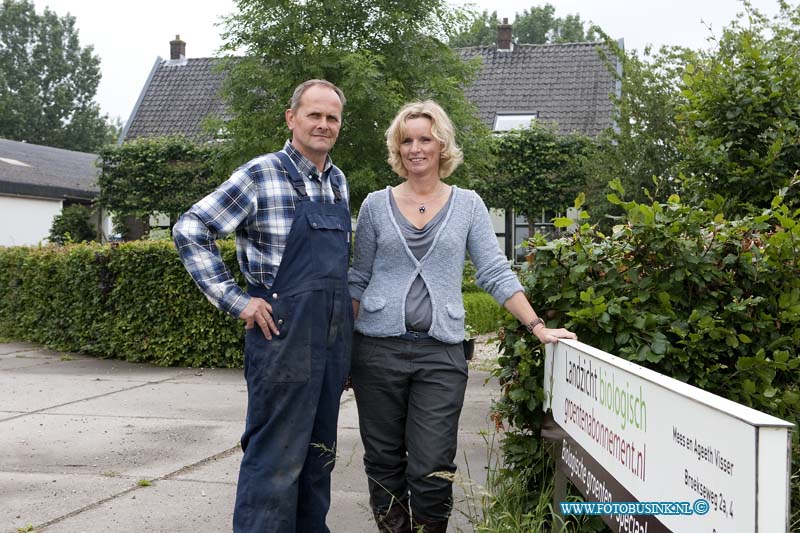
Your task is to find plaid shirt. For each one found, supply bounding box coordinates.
[173,141,349,318]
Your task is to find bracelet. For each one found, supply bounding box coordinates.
[526,317,545,334]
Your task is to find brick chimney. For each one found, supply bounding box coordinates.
[497,18,512,50]
[170,35,186,60]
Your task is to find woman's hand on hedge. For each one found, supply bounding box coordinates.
[239,297,281,339]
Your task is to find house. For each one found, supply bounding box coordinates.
[121,26,619,257]
[458,19,620,258]
[120,36,228,144]
[0,139,112,246]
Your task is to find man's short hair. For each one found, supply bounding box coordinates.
[289,80,346,111]
[385,100,464,179]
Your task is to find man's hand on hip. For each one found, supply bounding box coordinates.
[239,297,281,340]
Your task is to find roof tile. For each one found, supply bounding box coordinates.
[123,42,616,142]
[0,139,98,199]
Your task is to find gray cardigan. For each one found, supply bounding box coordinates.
[348,186,523,344]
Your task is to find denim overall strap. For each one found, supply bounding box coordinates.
[276,151,343,204]
[234,150,353,533]
[276,151,311,202]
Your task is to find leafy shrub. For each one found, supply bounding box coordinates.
[0,240,513,365]
[492,182,800,529]
[0,241,244,367]
[48,204,97,244]
[461,259,481,293]
[464,292,507,335]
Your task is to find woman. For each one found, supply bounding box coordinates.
[348,101,576,533]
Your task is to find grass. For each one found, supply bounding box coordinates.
[59,354,74,361]
[136,478,152,487]
[438,430,578,533]
[101,470,121,477]
[16,526,36,533]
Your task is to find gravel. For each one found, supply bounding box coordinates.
[469,333,503,367]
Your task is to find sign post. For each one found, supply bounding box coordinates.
[543,339,793,533]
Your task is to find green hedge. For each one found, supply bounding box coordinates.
[461,259,482,293]
[0,242,510,366]
[464,292,507,335]
[491,185,800,529]
[0,241,244,367]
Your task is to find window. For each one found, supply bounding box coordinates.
[492,113,539,132]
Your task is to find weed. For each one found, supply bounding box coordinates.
[59,355,74,361]
[136,478,152,487]
[310,442,337,470]
[437,429,576,533]
[16,525,36,533]
[101,470,120,477]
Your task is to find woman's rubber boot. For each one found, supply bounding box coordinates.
[373,503,411,533]
[411,515,448,533]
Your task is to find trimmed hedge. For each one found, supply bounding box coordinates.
[0,242,510,366]
[0,241,244,367]
[464,292,507,334]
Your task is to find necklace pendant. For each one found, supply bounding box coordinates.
[419,204,426,213]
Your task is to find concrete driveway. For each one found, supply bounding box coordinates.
[1,342,502,532]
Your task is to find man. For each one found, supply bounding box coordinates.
[173,79,352,532]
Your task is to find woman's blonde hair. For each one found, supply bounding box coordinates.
[385,100,464,179]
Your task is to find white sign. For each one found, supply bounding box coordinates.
[544,339,793,533]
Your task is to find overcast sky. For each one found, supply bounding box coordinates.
[36,0,786,123]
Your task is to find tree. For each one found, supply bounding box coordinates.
[0,0,117,152]
[448,3,599,47]
[677,2,800,215]
[48,204,96,244]
[514,5,599,44]
[448,9,500,47]
[586,3,800,224]
[583,40,689,229]
[475,121,592,229]
[219,0,493,209]
[96,136,227,235]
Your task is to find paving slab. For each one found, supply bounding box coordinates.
[0,375,149,413]
[332,427,368,494]
[168,367,246,386]
[0,343,502,533]
[0,355,60,371]
[39,478,237,533]
[0,413,241,478]
[4,357,193,382]
[337,389,360,428]
[0,342,48,356]
[2,471,132,533]
[168,448,242,485]
[45,381,247,422]
[328,490,375,532]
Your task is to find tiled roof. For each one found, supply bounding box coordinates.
[123,57,230,142]
[0,139,98,200]
[457,42,617,137]
[122,42,616,143]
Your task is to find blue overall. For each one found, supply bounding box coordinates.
[233,152,353,532]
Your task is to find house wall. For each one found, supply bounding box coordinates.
[489,208,505,251]
[0,194,62,246]
[101,209,116,242]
